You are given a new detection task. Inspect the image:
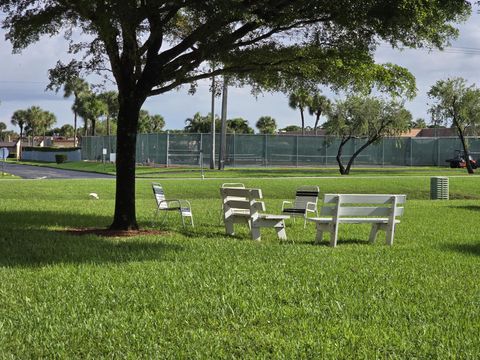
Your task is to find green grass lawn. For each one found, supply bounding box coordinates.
[1,174,480,357]
[12,159,476,178]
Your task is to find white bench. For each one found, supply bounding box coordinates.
[308,194,406,247]
[220,187,290,241]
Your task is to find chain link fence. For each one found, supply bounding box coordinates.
[81,133,480,167]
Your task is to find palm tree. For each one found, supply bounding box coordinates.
[76,92,107,136]
[63,77,89,145]
[11,109,28,141]
[227,118,254,134]
[288,90,312,136]
[39,110,57,141]
[185,112,215,133]
[97,91,119,136]
[256,116,277,134]
[308,93,331,135]
[0,122,6,141]
[24,106,45,145]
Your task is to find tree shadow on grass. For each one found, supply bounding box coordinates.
[441,243,480,257]
[451,205,480,212]
[304,238,372,246]
[0,210,182,268]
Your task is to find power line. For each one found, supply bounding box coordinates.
[0,80,46,84]
[379,44,480,56]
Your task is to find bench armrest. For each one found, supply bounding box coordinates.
[281,200,292,211]
[159,199,191,210]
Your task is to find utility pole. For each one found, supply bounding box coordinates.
[210,67,216,169]
[218,77,228,170]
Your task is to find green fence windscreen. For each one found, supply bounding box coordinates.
[81,133,479,167]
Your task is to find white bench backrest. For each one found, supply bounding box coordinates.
[320,194,406,218]
[220,188,265,218]
[221,187,262,199]
[293,186,319,209]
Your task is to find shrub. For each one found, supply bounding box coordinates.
[55,154,67,164]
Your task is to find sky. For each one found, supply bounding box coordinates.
[1,7,480,133]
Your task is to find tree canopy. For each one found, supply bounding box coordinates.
[1,0,470,229]
[324,95,411,174]
[428,77,480,174]
[256,116,277,134]
[138,110,165,134]
[288,90,311,136]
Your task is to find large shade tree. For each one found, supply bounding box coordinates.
[428,77,480,174]
[1,1,470,229]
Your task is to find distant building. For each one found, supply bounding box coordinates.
[278,128,462,138]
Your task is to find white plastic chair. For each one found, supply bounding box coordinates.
[281,185,319,227]
[219,183,246,223]
[152,183,194,227]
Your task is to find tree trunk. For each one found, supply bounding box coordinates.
[73,111,77,147]
[110,98,142,230]
[314,112,321,135]
[300,107,305,136]
[210,72,216,169]
[344,139,376,175]
[92,119,96,136]
[336,138,349,175]
[218,78,228,170]
[456,125,474,174]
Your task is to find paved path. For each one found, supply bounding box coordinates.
[2,163,114,179]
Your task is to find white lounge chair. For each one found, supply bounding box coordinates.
[152,183,194,227]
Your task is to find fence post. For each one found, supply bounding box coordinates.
[410,137,413,166]
[296,135,299,167]
[382,139,385,167]
[437,137,440,166]
[264,134,268,167]
[166,131,170,167]
[233,133,236,167]
[325,136,328,167]
[199,133,203,166]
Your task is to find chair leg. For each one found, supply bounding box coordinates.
[225,221,234,235]
[152,208,168,227]
[315,224,324,243]
[180,211,185,227]
[275,223,287,240]
[251,227,261,241]
[159,211,168,226]
[152,208,160,226]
